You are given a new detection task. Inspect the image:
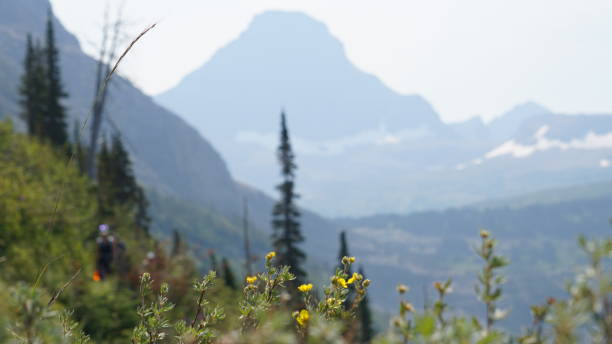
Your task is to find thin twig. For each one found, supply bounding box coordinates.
[107,23,156,82]
[191,288,206,327]
[46,22,156,232]
[31,255,64,291]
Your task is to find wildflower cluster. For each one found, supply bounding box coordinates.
[239,251,295,332]
[315,256,370,321]
[131,271,225,344]
[131,273,175,343]
[6,232,608,343]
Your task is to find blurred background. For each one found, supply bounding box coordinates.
[1,0,611,340]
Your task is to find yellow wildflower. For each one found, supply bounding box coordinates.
[347,272,362,284]
[296,309,309,327]
[265,251,276,260]
[348,257,356,263]
[363,279,371,287]
[246,276,257,284]
[336,278,348,288]
[298,283,313,293]
[480,229,490,239]
[397,284,408,294]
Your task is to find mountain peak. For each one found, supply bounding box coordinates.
[248,11,330,33]
[503,101,551,118]
[487,101,551,140]
[203,10,347,76]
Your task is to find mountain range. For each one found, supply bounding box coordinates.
[157,11,612,217]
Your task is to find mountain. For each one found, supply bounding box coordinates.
[0,1,339,259]
[487,101,552,140]
[157,11,612,217]
[156,11,457,215]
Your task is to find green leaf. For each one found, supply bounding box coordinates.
[414,315,436,338]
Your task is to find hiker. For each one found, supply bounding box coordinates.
[96,224,116,280]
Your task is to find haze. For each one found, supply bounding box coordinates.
[50,0,612,123]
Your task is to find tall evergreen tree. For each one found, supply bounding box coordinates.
[96,139,114,219]
[42,13,68,147]
[221,258,237,290]
[108,134,139,205]
[338,231,352,273]
[170,229,184,258]
[19,35,46,138]
[134,187,151,235]
[208,250,219,273]
[271,111,306,289]
[71,121,87,174]
[96,134,150,235]
[357,266,374,343]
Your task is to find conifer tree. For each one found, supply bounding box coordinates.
[96,139,114,219]
[42,13,68,147]
[170,229,183,258]
[71,122,87,174]
[209,250,219,272]
[271,111,306,289]
[338,231,352,273]
[108,134,139,205]
[96,134,150,235]
[19,34,46,138]
[357,266,374,343]
[222,258,237,290]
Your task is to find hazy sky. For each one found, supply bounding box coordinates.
[50,0,612,123]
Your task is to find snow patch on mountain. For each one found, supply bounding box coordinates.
[485,125,612,159]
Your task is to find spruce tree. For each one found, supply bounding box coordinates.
[96,139,114,219]
[19,35,46,138]
[71,122,87,174]
[134,185,151,235]
[209,250,219,272]
[358,266,374,343]
[170,229,184,258]
[96,134,150,236]
[338,231,352,273]
[221,258,237,290]
[43,13,68,147]
[271,111,306,289]
[108,134,139,205]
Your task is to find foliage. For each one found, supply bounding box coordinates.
[378,233,611,344]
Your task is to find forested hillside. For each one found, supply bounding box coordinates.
[337,193,612,329]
